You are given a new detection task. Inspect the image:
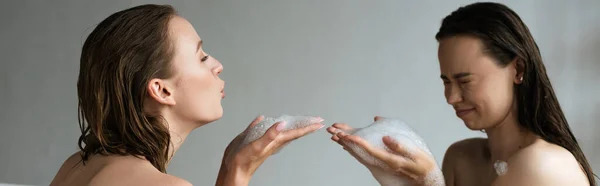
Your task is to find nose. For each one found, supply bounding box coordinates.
[213,59,223,76]
[445,84,463,105]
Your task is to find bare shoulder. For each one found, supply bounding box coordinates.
[493,139,590,186]
[90,156,192,186]
[48,154,189,186]
[443,137,487,165]
[445,138,487,156]
[50,152,84,185]
[442,138,487,186]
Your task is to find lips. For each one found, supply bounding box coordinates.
[455,108,475,117]
[221,89,225,98]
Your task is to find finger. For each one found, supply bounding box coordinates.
[332,123,353,131]
[279,123,324,142]
[326,126,348,137]
[374,116,383,121]
[326,126,339,135]
[383,137,433,174]
[251,121,285,151]
[334,131,348,140]
[393,168,415,180]
[330,134,346,146]
[330,131,341,142]
[334,134,373,166]
[382,136,412,158]
[245,115,265,131]
[335,132,355,147]
[340,134,410,170]
[330,131,353,148]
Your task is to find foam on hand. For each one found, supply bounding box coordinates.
[224,115,324,164]
[340,117,445,186]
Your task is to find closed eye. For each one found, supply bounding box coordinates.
[201,55,210,62]
[441,73,472,85]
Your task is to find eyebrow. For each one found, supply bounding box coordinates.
[196,40,203,53]
[440,72,472,80]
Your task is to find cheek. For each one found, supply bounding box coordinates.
[183,73,214,97]
[175,71,217,107]
[473,78,514,121]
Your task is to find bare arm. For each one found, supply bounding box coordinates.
[441,146,457,186]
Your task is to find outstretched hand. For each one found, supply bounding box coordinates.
[327,116,437,185]
[217,115,324,186]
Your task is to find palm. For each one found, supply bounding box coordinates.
[327,116,441,185]
[326,123,370,166]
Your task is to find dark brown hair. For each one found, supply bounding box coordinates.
[77,4,177,173]
[435,2,596,185]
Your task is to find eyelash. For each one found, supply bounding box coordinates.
[443,80,470,85]
[201,55,210,62]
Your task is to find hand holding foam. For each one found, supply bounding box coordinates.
[328,117,445,186]
[218,115,324,185]
[223,115,324,166]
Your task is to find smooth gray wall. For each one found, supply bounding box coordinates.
[1,0,598,185]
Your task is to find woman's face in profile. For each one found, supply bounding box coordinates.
[164,16,226,126]
[437,35,517,130]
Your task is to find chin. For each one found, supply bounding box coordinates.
[206,113,223,123]
[194,117,221,128]
[208,109,224,123]
[462,120,484,131]
[194,111,224,127]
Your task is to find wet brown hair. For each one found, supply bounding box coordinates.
[77,4,177,173]
[435,2,596,185]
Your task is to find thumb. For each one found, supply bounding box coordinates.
[382,136,411,158]
[254,121,286,149]
[245,115,265,132]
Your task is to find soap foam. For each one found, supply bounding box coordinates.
[224,115,323,165]
[342,117,445,186]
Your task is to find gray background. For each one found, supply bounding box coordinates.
[1,0,599,185]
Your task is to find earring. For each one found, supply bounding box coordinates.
[520,76,523,82]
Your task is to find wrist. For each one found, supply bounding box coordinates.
[222,166,250,186]
[420,168,445,186]
[215,165,228,186]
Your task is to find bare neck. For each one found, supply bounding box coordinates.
[484,108,536,162]
[162,114,198,166]
[168,129,190,162]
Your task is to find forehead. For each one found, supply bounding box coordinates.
[168,16,201,50]
[437,35,491,73]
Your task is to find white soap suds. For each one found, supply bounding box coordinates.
[494,160,508,176]
[342,117,445,186]
[224,115,323,165]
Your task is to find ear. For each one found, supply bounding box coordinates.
[512,57,525,84]
[147,78,176,106]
